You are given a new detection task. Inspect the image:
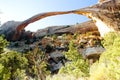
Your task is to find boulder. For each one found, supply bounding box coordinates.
[50,50,64,58]
[0,21,21,41]
[82,46,105,61]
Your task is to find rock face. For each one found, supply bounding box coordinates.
[82,46,105,60]
[0,21,21,40]
[73,0,120,36]
[0,0,120,41]
[34,25,72,38]
[34,20,99,38]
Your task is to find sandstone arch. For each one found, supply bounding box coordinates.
[0,0,120,41]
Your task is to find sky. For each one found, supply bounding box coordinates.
[0,0,98,32]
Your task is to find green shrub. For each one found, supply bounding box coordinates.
[25,46,50,80]
[0,35,51,80]
[0,49,28,80]
[59,41,89,78]
[90,32,120,80]
[0,36,28,80]
[0,35,9,53]
[52,34,57,40]
[102,32,119,48]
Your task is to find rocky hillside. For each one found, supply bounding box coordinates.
[7,20,104,74]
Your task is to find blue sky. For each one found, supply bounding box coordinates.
[0,0,98,32]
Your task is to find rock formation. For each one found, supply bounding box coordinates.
[0,0,120,41]
[0,11,73,41]
[34,20,99,38]
[74,0,120,36]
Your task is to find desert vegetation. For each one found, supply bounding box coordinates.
[46,32,120,80]
[0,32,120,80]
